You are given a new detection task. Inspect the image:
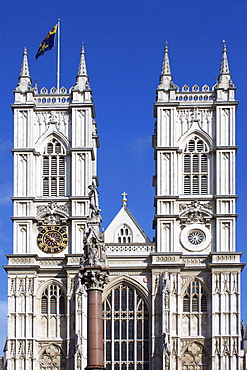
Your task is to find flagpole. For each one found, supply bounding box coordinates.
[57,19,60,91]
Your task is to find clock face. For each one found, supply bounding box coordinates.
[37,226,68,254]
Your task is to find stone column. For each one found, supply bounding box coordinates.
[81,266,109,370]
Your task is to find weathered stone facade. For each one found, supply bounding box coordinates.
[3,43,245,369]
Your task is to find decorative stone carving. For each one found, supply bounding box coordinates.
[18,279,25,296]
[81,269,109,291]
[12,257,31,264]
[172,338,177,356]
[88,184,102,222]
[10,279,16,295]
[181,342,209,368]
[27,278,33,295]
[215,338,220,355]
[214,274,220,293]
[36,201,69,225]
[9,340,16,358]
[40,344,66,370]
[223,338,230,355]
[179,200,212,227]
[83,228,106,268]
[223,273,230,293]
[232,273,238,293]
[17,340,25,358]
[27,340,33,358]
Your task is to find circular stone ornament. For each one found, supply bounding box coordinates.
[188,229,205,245]
[180,224,211,252]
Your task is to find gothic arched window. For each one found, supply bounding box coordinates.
[103,283,150,370]
[41,284,66,315]
[117,225,132,243]
[182,280,208,338]
[40,283,66,339]
[183,280,207,313]
[183,138,209,195]
[42,139,66,196]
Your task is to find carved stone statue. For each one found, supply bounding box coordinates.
[88,184,101,221]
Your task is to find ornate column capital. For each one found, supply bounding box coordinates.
[81,266,109,291]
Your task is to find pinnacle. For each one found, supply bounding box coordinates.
[77,44,88,77]
[216,41,234,89]
[219,41,230,75]
[20,46,30,77]
[161,42,171,76]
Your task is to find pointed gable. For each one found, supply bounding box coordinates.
[105,206,150,243]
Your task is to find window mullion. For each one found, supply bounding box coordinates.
[134,290,137,370]
[111,291,114,370]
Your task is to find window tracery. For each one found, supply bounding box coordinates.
[40,283,66,339]
[42,139,66,196]
[103,283,149,370]
[183,280,207,313]
[183,137,209,195]
[41,284,66,315]
[117,225,132,243]
[181,342,209,370]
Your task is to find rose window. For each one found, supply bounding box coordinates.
[188,230,205,245]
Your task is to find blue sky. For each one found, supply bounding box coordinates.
[0,0,247,353]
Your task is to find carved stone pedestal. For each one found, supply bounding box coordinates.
[81,266,109,370]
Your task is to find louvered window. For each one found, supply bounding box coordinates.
[192,176,199,194]
[183,280,207,313]
[183,295,190,312]
[183,137,209,194]
[201,176,208,194]
[201,295,207,312]
[103,284,149,370]
[41,284,65,316]
[42,139,66,196]
[41,294,48,314]
[184,155,191,173]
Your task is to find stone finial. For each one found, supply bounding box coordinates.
[74,44,90,91]
[220,41,230,75]
[216,41,235,89]
[16,46,32,91]
[20,46,30,77]
[78,44,87,76]
[161,41,171,76]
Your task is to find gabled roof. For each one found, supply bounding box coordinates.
[104,205,150,243]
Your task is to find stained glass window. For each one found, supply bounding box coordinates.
[103,283,149,369]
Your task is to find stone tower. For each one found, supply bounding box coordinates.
[5,45,101,369]
[4,43,245,370]
[152,42,244,368]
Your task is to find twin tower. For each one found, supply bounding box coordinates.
[4,43,244,369]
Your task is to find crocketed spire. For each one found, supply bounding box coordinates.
[74,44,90,91]
[77,44,88,77]
[161,42,171,76]
[20,46,30,77]
[16,46,32,91]
[158,42,176,91]
[216,41,234,89]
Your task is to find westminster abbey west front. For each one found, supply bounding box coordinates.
[3,43,245,369]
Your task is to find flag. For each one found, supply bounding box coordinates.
[35,24,57,60]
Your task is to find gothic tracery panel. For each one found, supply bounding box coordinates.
[103,283,149,370]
